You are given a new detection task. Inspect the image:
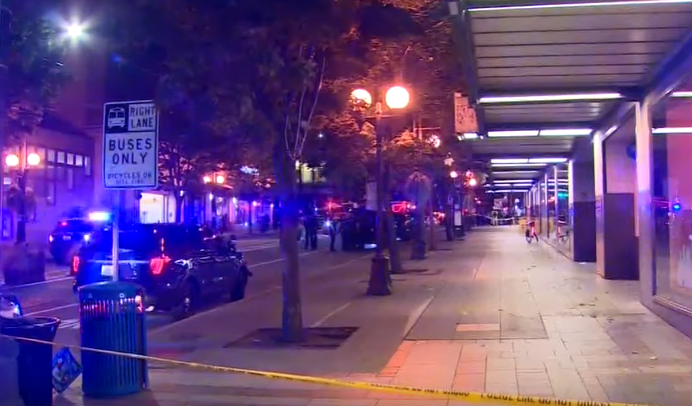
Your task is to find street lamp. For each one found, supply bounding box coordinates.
[468,177,477,187]
[350,85,410,296]
[215,175,225,184]
[5,150,41,243]
[450,170,458,179]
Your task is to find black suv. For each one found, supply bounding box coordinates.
[49,219,96,265]
[72,223,251,320]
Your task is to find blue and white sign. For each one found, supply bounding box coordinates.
[103,100,159,189]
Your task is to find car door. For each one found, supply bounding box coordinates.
[208,237,239,292]
[185,231,220,297]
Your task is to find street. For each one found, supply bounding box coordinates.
[1,236,337,347]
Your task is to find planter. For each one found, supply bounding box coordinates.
[2,244,46,286]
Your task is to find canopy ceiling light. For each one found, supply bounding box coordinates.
[469,0,692,13]
[487,130,538,137]
[487,189,530,194]
[478,93,622,104]
[529,157,568,164]
[653,127,692,134]
[491,163,547,168]
[493,179,533,184]
[539,128,592,136]
[490,158,529,164]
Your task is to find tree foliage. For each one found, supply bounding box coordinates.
[4,0,71,145]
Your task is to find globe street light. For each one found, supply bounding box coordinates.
[27,153,40,167]
[203,175,212,184]
[5,154,18,168]
[5,149,41,244]
[215,175,225,184]
[450,170,458,179]
[350,85,410,296]
[468,177,478,187]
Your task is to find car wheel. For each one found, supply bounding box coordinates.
[230,272,248,302]
[173,281,198,321]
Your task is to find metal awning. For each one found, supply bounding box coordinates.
[452,0,692,188]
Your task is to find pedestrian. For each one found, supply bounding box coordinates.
[328,215,338,252]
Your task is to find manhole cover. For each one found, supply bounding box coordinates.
[455,323,500,332]
[224,327,359,349]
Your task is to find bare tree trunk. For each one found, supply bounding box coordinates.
[274,139,303,342]
[384,164,403,273]
[174,194,183,223]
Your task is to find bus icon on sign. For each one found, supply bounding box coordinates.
[107,107,126,129]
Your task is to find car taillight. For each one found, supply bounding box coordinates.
[149,256,171,276]
[71,256,80,275]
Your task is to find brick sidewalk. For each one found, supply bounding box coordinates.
[56,227,692,405]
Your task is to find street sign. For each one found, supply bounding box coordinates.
[103,100,159,190]
[454,93,478,134]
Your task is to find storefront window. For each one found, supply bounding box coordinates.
[652,78,692,310]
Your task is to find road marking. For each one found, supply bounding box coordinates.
[22,251,322,317]
[58,318,80,330]
[311,302,352,328]
[151,253,372,335]
[25,302,79,316]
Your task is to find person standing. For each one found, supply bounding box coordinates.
[328,214,338,252]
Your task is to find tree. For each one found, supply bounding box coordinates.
[108,0,425,342]
[2,0,71,244]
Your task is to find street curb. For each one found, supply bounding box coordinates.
[0,269,70,288]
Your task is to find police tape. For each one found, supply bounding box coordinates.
[0,333,655,406]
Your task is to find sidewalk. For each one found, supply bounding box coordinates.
[0,263,68,286]
[58,227,692,406]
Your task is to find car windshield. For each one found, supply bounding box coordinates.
[53,220,93,233]
[90,225,203,253]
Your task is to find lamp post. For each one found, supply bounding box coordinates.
[5,147,41,243]
[203,173,226,232]
[350,85,410,296]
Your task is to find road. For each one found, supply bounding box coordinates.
[1,235,343,347]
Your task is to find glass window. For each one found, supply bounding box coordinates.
[47,180,56,206]
[67,168,74,190]
[84,156,91,176]
[56,166,65,180]
[47,149,55,163]
[36,148,46,161]
[75,155,84,167]
[652,78,692,311]
[66,153,74,166]
[57,151,65,164]
[46,165,55,180]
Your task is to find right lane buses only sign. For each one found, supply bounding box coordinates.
[102,100,159,190]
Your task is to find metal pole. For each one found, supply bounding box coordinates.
[0,3,9,248]
[15,141,26,244]
[366,102,391,296]
[111,190,121,282]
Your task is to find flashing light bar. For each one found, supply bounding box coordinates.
[469,0,692,13]
[487,130,538,137]
[491,163,547,168]
[653,127,692,134]
[478,93,622,104]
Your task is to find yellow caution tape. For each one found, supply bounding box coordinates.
[1,334,656,406]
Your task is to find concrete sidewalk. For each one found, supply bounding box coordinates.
[57,227,692,405]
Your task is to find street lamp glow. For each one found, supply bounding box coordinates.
[385,86,410,109]
[450,170,459,179]
[203,175,212,184]
[215,175,225,184]
[468,178,478,187]
[27,153,41,166]
[350,89,372,110]
[5,154,19,167]
[65,22,86,40]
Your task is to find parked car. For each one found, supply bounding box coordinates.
[71,223,251,320]
[49,219,96,265]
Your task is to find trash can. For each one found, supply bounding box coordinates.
[79,281,148,398]
[0,316,60,406]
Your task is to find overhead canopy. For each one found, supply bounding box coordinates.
[452,0,692,190]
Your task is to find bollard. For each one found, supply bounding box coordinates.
[79,281,148,398]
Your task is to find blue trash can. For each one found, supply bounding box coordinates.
[79,281,148,398]
[0,316,60,406]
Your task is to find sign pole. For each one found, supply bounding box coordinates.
[111,190,121,282]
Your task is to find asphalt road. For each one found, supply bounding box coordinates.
[1,235,345,346]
